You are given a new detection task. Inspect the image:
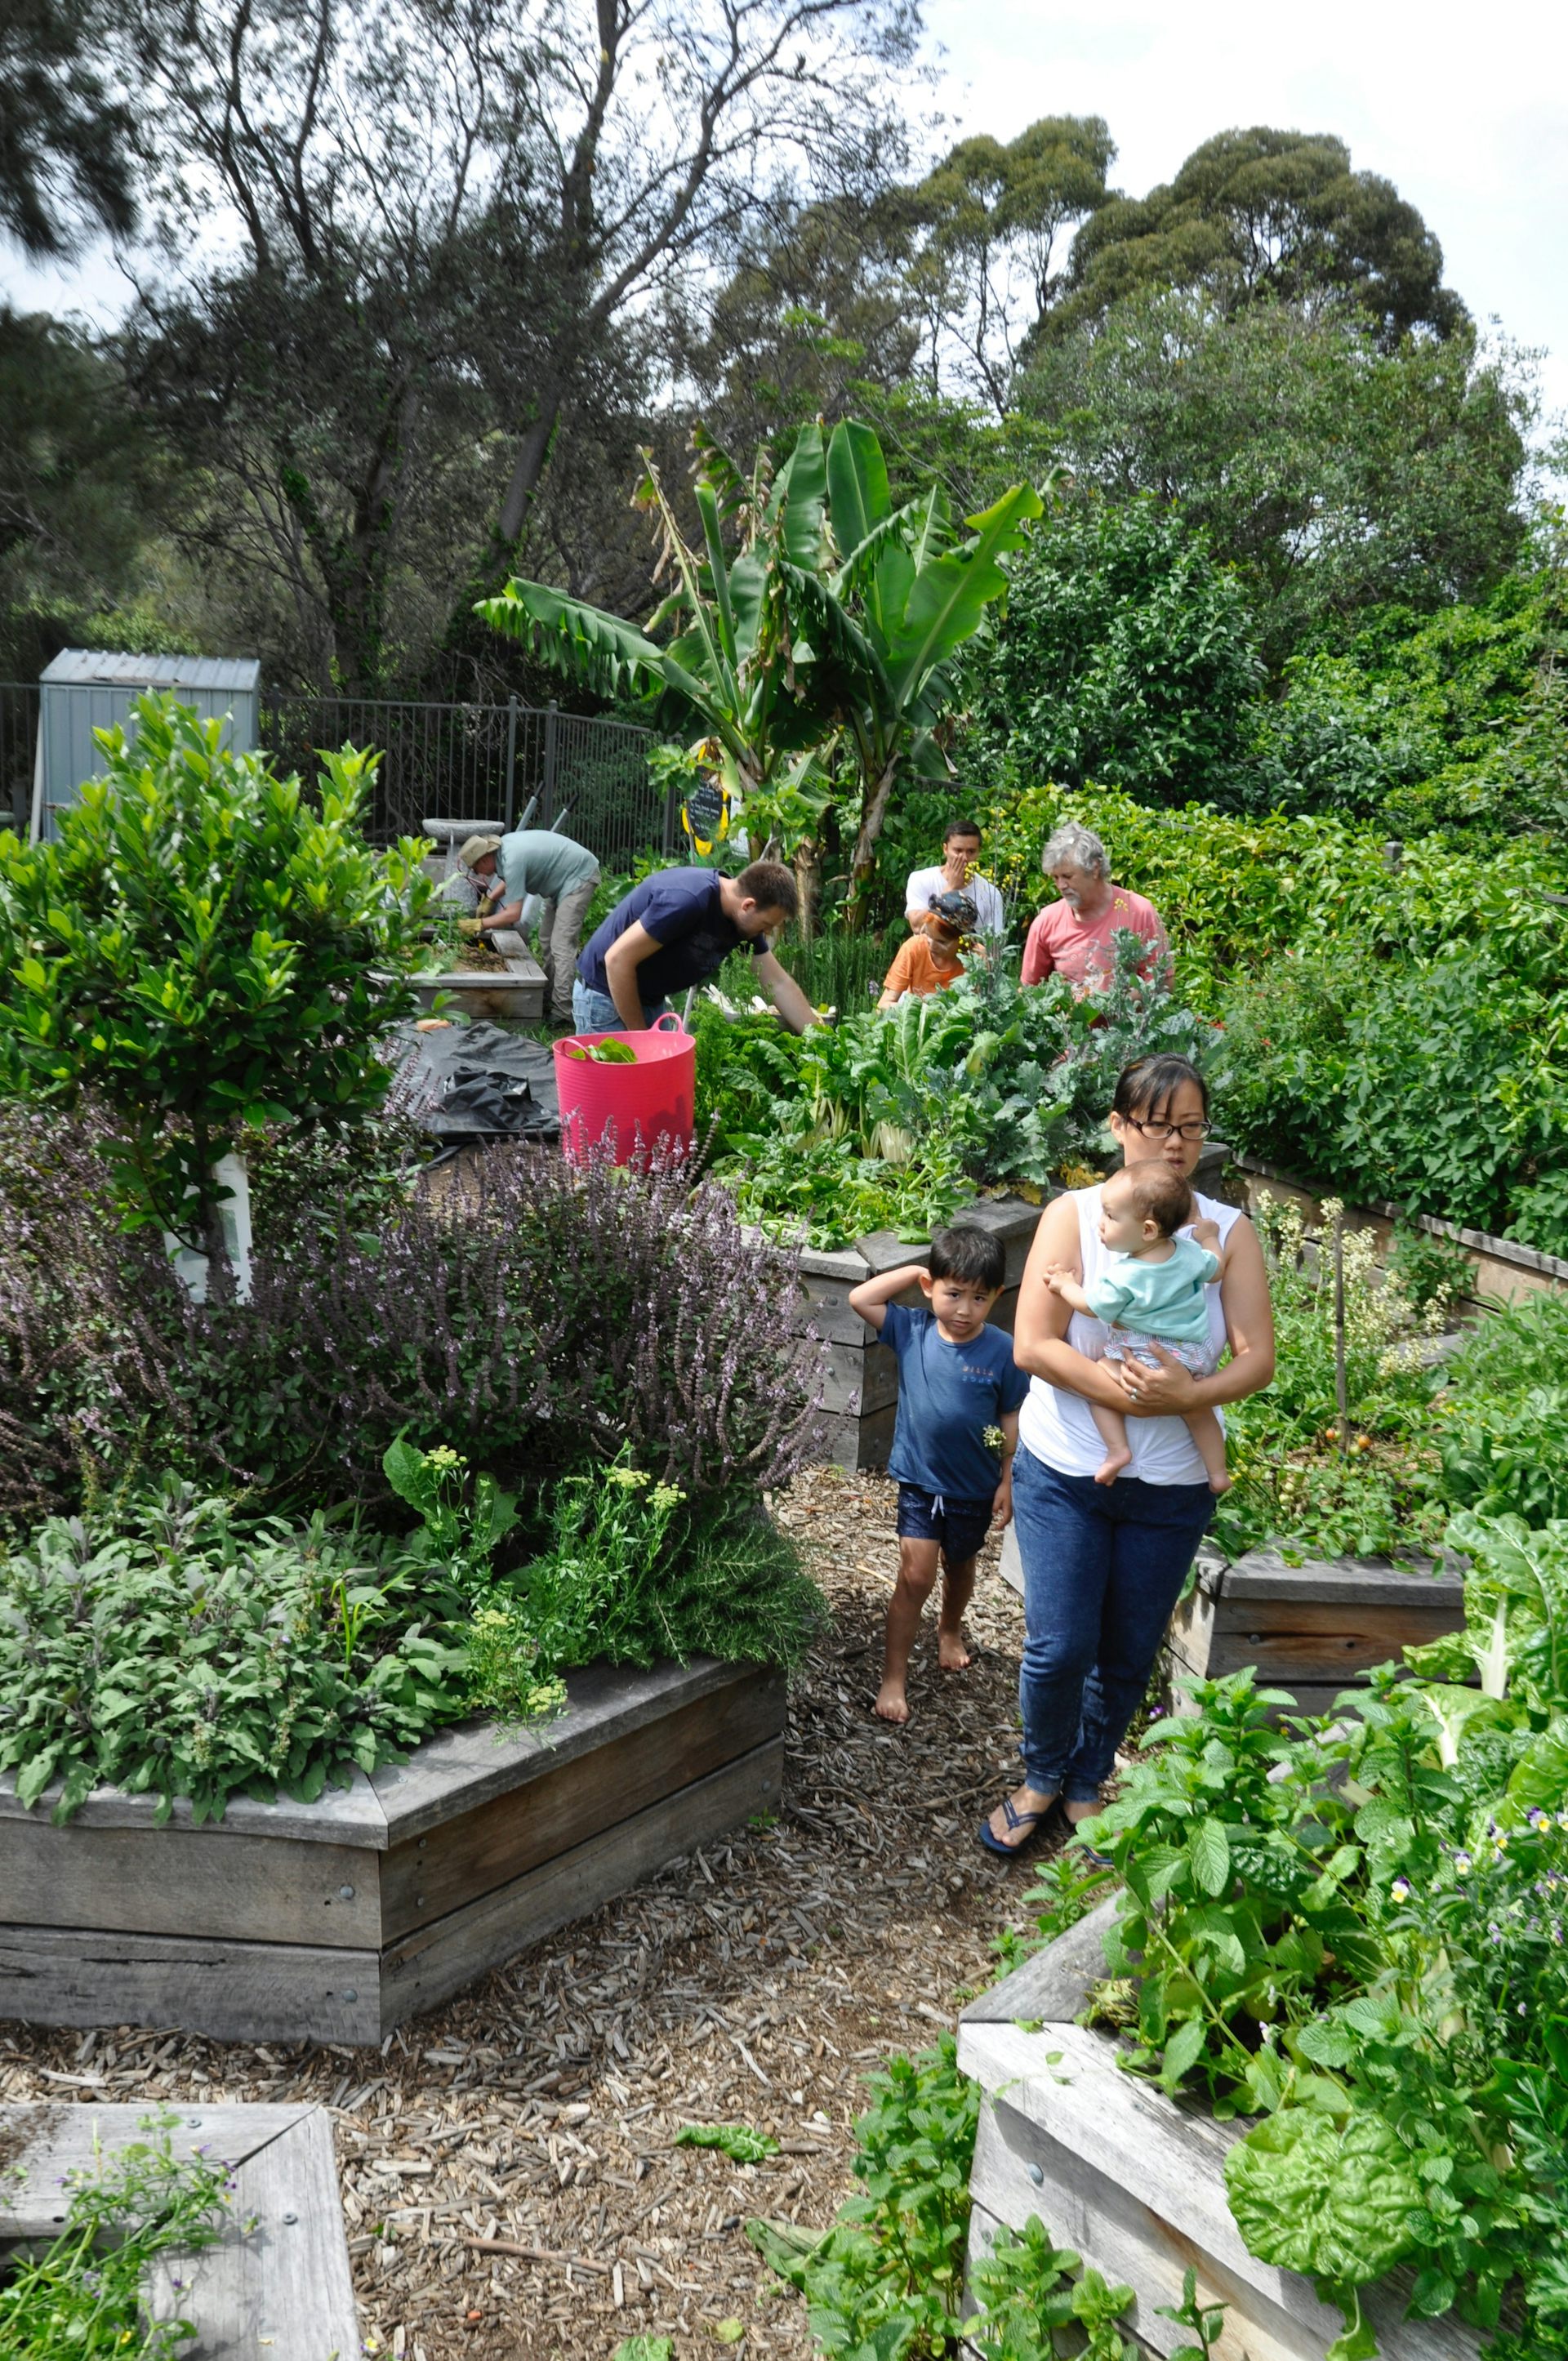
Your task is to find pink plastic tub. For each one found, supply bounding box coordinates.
[553,1013,696,1165]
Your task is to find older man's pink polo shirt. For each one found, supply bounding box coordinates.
[1020,888,1169,993]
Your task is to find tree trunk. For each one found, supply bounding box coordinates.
[793,841,822,942]
[844,755,901,931]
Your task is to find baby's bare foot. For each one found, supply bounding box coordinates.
[938,1629,971,1672]
[873,1678,911,1723]
[1094,1447,1131,1486]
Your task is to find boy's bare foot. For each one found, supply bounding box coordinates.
[873,1677,911,1723]
[1094,1446,1131,1486]
[937,1628,971,1672]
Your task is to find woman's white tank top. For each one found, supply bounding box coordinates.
[1018,1186,1245,1486]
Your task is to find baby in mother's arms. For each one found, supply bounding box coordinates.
[1045,1163,1232,1494]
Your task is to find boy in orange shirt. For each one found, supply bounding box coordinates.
[877,890,976,1007]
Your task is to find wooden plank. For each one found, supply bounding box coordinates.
[0,1770,388,1846]
[960,2029,1477,2359]
[1210,1596,1464,1643]
[1220,1551,1464,1610]
[379,1669,786,1938]
[816,1337,898,1417]
[381,1739,783,2033]
[969,2125,1312,2361]
[0,1820,381,1949]
[1203,1615,1459,1683]
[145,2110,360,2361]
[849,1405,898,1471]
[0,1923,381,2046]
[960,1895,1120,2027]
[792,1290,872,1347]
[0,2103,307,2240]
[370,1656,754,1846]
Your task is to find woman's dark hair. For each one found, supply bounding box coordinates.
[928,1223,1005,1291]
[1112,1054,1209,1126]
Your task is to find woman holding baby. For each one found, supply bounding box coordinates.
[980,1053,1276,1860]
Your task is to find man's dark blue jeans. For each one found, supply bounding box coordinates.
[1013,1442,1212,1802]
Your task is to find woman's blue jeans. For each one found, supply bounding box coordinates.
[1013,1443,1212,1802]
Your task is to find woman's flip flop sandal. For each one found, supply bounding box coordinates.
[978,1795,1061,1860]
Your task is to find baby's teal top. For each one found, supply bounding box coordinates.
[1085,1234,1220,1341]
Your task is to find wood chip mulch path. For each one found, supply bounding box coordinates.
[0,1466,1068,2361]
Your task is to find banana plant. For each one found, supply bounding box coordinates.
[805,420,1045,915]
[476,430,838,826]
[475,419,1045,911]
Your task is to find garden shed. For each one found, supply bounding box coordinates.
[33,648,261,840]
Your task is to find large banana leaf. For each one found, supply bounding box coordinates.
[825,421,891,559]
[884,482,1043,711]
[770,423,828,568]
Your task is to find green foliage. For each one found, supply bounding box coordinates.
[1154,2268,1229,2361]
[1017,287,1530,666]
[0,2111,232,2359]
[1433,1297,1568,1526]
[508,1453,825,1676]
[749,2037,1140,2360]
[481,417,1043,907]
[1071,1484,1568,2353]
[675,2124,781,2163]
[697,935,1218,1246]
[969,494,1263,808]
[1211,1192,1451,1562]
[1053,128,1463,350]
[0,1477,470,1824]
[0,697,431,1244]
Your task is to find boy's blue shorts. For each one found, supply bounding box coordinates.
[895,1482,995,1566]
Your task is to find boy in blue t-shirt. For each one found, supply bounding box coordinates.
[849,1225,1029,1723]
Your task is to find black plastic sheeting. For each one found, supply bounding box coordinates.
[387,1018,560,1143]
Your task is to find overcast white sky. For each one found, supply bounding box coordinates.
[5,0,1566,459]
[923,0,1568,456]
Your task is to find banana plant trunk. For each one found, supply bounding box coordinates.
[845,755,902,929]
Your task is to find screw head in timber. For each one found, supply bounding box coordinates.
[1027,2163,1044,2185]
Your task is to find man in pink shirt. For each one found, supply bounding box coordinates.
[1020,820,1169,995]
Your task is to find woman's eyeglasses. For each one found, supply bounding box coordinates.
[1127,1118,1210,1142]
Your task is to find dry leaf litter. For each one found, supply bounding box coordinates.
[0,1466,1074,2360]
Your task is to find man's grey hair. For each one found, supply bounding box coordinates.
[1041,821,1110,880]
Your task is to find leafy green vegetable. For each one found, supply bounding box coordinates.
[565,1036,639,1063]
[675,2123,780,2163]
[1223,2107,1420,2294]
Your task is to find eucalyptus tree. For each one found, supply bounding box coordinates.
[0,0,136,260]
[1050,127,1466,352]
[122,0,922,692]
[479,417,1041,920]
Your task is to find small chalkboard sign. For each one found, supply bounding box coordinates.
[681,774,730,856]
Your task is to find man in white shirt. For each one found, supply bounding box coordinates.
[905,817,1005,939]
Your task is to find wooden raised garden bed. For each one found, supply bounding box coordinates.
[411,924,546,1022]
[1233,1152,1568,1309]
[959,1901,1480,2360]
[0,2100,358,2360]
[0,1657,783,2047]
[1168,1548,1467,1721]
[999,1531,1465,1721]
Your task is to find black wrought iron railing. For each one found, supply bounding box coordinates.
[0,682,672,872]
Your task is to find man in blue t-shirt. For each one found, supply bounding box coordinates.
[574,860,817,1034]
[849,1226,1030,1724]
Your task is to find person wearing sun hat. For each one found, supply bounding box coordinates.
[457,827,601,1027]
[876,888,978,1006]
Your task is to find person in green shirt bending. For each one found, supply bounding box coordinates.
[458,829,601,1026]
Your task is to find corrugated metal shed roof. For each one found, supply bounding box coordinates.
[40,648,261,692]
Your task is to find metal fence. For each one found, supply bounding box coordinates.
[0,684,670,873]
[259,693,669,868]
